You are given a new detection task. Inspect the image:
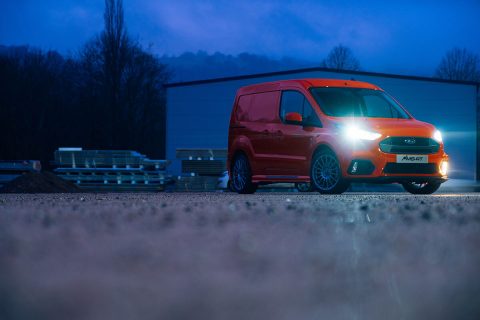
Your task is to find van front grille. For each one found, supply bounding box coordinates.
[379,137,439,154]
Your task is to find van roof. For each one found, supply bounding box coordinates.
[237,78,380,95]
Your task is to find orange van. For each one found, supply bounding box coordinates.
[227,79,448,194]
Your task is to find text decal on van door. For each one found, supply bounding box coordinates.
[396,155,428,163]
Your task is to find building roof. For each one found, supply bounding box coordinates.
[164,66,480,88]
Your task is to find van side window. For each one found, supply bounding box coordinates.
[303,99,322,127]
[280,91,322,127]
[280,91,303,120]
[251,91,280,122]
[236,92,280,122]
[236,95,252,121]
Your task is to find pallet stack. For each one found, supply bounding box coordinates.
[53,148,172,192]
[174,148,227,191]
[0,160,41,188]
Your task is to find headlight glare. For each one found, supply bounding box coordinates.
[344,125,381,141]
[433,130,443,143]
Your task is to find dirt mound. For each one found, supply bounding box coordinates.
[0,171,80,193]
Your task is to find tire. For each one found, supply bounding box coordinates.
[402,181,441,194]
[311,149,350,194]
[295,182,313,192]
[231,154,257,194]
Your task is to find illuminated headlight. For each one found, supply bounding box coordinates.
[344,125,381,141]
[433,130,443,143]
[439,161,448,175]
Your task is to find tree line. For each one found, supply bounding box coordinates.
[0,0,168,167]
[320,44,480,82]
[0,0,479,167]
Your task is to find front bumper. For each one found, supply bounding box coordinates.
[338,142,449,183]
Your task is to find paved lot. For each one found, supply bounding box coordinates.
[1,192,480,320]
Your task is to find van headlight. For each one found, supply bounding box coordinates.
[433,130,443,143]
[344,125,381,141]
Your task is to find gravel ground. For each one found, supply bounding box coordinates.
[1,192,480,320]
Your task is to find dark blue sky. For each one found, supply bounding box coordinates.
[1,0,479,76]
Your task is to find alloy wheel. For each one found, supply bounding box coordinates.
[232,156,248,191]
[312,153,341,191]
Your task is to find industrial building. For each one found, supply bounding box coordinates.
[165,67,479,183]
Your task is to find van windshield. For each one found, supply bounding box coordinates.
[310,87,410,119]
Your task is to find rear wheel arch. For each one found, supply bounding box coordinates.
[230,137,254,162]
[230,152,257,194]
[231,149,249,169]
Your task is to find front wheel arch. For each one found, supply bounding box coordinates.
[312,144,336,158]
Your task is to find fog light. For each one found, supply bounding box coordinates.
[351,161,358,173]
[348,159,375,175]
[439,161,448,175]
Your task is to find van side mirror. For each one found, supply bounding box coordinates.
[285,112,302,125]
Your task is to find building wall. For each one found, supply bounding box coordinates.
[166,70,478,180]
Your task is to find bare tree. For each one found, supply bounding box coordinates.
[79,0,169,152]
[0,0,169,166]
[101,0,131,145]
[321,45,361,71]
[435,48,480,81]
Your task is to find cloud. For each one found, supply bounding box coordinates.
[127,0,397,67]
[1,0,479,74]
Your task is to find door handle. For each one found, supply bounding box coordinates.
[261,130,269,135]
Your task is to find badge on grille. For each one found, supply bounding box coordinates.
[404,138,416,145]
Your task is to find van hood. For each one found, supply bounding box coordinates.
[333,118,436,138]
